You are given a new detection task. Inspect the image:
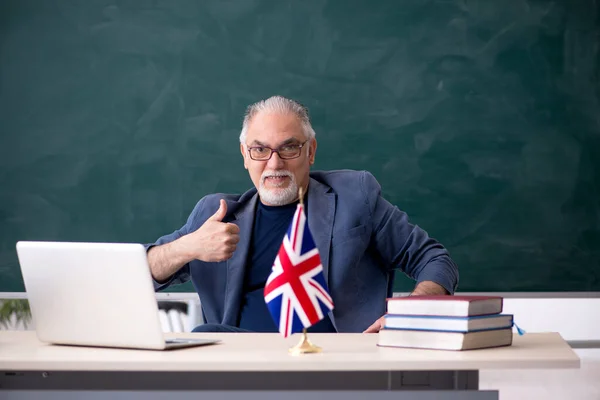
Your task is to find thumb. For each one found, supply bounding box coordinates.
[208,199,227,222]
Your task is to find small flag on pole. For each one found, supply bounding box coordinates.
[263,201,334,339]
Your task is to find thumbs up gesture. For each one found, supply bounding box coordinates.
[186,199,240,262]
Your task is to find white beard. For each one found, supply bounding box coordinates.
[258,170,298,206]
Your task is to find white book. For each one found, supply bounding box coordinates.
[384,314,513,332]
[386,295,503,317]
[378,327,513,351]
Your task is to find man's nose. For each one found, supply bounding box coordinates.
[267,151,285,169]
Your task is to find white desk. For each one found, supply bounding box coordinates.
[0,331,580,400]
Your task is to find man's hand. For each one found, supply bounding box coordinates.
[363,315,385,333]
[182,199,240,262]
[363,281,449,333]
[148,199,240,283]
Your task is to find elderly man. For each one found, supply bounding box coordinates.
[146,95,458,333]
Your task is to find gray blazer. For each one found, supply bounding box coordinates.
[147,170,459,332]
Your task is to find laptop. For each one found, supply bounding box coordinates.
[15,241,220,350]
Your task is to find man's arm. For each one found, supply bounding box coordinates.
[148,199,240,284]
[410,280,448,296]
[363,171,459,294]
[148,239,195,283]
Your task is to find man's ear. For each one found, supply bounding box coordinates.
[240,143,248,169]
[308,139,317,165]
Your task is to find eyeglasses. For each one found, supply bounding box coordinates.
[246,140,309,161]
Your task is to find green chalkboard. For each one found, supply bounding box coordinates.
[1,0,599,294]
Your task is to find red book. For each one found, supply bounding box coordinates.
[386,295,503,317]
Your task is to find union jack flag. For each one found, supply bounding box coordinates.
[263,203,334,337]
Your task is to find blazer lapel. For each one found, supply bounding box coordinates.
[306,178,335,290]
[221,194,258,326]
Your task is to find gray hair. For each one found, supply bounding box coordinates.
[239,95,316,144]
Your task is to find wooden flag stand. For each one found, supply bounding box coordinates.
[288,187,322,356]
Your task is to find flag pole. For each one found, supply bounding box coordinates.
[288,186,322,356]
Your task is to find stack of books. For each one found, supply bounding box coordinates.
[377,295,514,351]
